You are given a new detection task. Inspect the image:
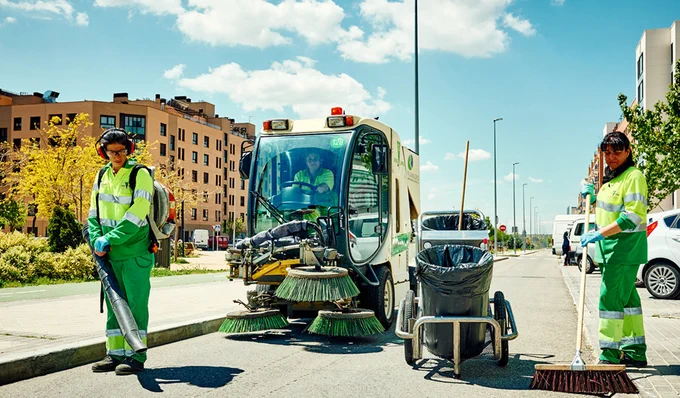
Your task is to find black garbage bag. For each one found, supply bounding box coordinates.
[421,215,487,231]
[416,245,493,360]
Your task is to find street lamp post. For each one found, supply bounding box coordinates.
[414,0,420,155]
[522,183,527,252]
[493,118,503,257]
[512,162,519,254]
[530,197,534,248]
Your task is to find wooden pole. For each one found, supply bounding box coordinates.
[458,141,470,231]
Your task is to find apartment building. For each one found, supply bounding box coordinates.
[0,89,255,239]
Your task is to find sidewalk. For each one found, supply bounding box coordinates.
[0,275,249,385]
[561,262,680,398]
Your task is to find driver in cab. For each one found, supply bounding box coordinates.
[294,150,334,195]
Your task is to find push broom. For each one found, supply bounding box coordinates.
[530,193,637,394]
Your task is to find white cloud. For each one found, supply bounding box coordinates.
[421,161,439,172]
[174,57,391,119]
[504,172,519,182]
[444,149,490,161]
[403,136,431,148]
[444,152,456,161]
[4,16,16,23]
[94,0,535,63]
[529,177,543,183]
[551,0,565,6]
[163,64,186,80]
[339,0,536,63]
[0,0,88,26]
[502,13,536,37]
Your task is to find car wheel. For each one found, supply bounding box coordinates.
[644,262,680,299]
[577,254,596,274]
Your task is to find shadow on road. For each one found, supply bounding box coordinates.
[136,366,244,393]
[409,352,556,390]
[224,320,402,355]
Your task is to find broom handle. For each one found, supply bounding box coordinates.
[458,141,470,231]
[575,193,592,352]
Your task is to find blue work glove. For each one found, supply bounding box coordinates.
[94,236,110,253]
[580,231,603,247]
[581,183,595,203]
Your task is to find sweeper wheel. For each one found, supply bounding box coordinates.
[402,290,416,365]
[307,308,385,337]
[493,291,509,366]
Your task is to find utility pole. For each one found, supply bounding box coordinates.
[530,197,534,248]
[522,183,527,252]
[512,162,519,254]
[414,0,420,155]
[492,118,503,257]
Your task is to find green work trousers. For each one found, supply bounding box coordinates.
[598,263,646,363]
[104,252,154,363]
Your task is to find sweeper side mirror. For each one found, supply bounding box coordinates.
[239,151,252,180]
[371,144,388,176]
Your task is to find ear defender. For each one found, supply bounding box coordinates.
[95,128,134,160]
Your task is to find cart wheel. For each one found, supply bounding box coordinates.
[493,291,509,367]
[403,290,416,365]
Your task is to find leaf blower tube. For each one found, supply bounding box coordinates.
[82,228,147,354]
[236,220,324,249]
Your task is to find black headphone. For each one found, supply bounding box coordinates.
[96,128,135,160]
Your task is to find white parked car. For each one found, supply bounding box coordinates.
[637,209,680,299]
[567,216,598,273]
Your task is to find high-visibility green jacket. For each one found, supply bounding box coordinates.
[595,166,648,265]
[87,160,153,261]
[293,168,334,192]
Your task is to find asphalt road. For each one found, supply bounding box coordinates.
[0,272,230,303]
[0,250,592,397]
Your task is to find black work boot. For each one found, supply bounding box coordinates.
[115,358,144,375]
[92,356,121,373]
[621,354,648,368]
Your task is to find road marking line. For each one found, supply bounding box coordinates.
[0,289,47,296]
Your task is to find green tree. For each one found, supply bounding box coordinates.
[47,206,83,253]
[0,199,26,230]
[224,217,246,239]
[618,60,680,211]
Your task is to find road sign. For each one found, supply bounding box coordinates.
[214,225,221,232]
[499,225,506,232]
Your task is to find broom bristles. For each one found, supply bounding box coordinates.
[275,274,360,302]
[219,312,289,334]
[530,368,638,394]
[307,314,385,337]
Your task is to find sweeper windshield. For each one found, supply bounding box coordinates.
[251,132,351,233]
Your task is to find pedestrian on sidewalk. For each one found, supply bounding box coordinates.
[562,231,570,266]
[580,131,647,367]
[87,128,155,375]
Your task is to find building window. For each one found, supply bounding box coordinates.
[170,135,176,151]
[230,195,234,206]
[230,178,234,189]
[66,113,77,124]
[240,196,245,206]
[100,115,116,130]
[49,114,62,125]
[204,154,209,166]
[160,123,167,136]
[13,117,21,131]
[637,80,644,103]
[191,208,197,220]
[122,114,146,137]
[203,172,209,184]
[192,132,198,145]
[204,136,209,148]
[160,143,167,156]
[216,139,221,150]
[215,194,219,205]
[0,128,7,143]
[202,209,208,221]
[240,180,245,190]
[13,138,21,150]
[192,151,198,163]
[216,157,220,169]
[170,155,175,166]
[29,116,40,130]
[637,52,644,78]
[192,170,198,182]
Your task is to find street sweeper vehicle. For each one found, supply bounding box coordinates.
[222,107,420,337]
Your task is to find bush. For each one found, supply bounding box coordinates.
[47,206,84,253]
[52,244,96,281]
[0,246,34,283]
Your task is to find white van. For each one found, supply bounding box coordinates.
[567,216,598,273]
[552,215,586,255]
[193,229,209,249]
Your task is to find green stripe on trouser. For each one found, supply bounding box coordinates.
[598,263,646,363]
[104,252,154,363]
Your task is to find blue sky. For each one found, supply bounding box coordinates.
[1,0,679,236]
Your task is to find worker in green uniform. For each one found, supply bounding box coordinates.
[580,131,647,367]
[88,128,155,375]
[293,150,335,220]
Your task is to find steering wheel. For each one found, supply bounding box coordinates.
[281,181,318,192]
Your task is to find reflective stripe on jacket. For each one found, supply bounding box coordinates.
[595,166,648,265]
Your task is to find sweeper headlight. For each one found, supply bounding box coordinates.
[263,119,290,131]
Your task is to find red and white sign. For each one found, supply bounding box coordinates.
[499,225,507,232]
